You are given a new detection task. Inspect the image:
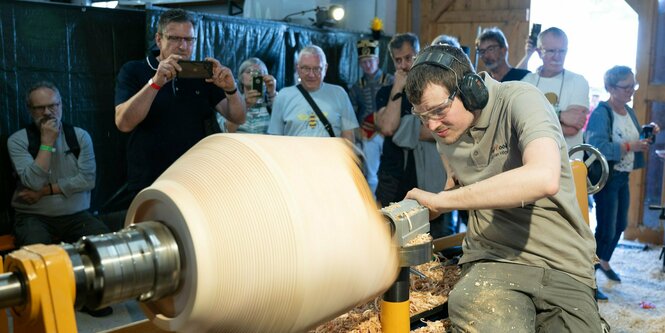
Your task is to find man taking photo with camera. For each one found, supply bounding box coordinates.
[115,8,245,198]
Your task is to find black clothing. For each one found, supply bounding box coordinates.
[374,85,417,206]
[115,56,226,191]
[501,68,530,82]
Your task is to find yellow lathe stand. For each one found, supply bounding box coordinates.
[0,222,180,333]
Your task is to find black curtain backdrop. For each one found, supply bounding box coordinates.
[0,1,393,231]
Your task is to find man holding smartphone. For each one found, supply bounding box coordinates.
[115,8,245,197]
[520,27,589,160]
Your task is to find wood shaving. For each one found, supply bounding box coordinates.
[405,233,433,246]
[411,319,451,332]
[311,247,461,333]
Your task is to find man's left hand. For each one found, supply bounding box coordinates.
[206,57,236,91]
[559,105,588,130]
[17,188,44,205]
[405,188,444,220]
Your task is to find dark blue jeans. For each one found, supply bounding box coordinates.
[592,171,630,262]
[14,210,110,247]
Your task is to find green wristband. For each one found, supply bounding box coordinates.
[39,144,56,153]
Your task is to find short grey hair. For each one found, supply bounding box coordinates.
[537,27,567,49]
[389,33,420,55]
[157,9,197,35]
[604,66,634,91]
[298,45,327,65]
[238,57,268,76]
[25,81,61,107]
[476,27,507,48]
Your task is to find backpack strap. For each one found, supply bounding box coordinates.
[25,123,41,159]
[25,122,80,159]
[62,123,80,159]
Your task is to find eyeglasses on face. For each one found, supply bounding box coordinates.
[613,83,639,91]
[412,90,457,123]
[30,102,60,112]
[298,66,323,75]
[540,48,567,57]
[477,44,501,56]
[163,34,197,44]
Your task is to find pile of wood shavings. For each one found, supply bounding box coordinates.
[405,233,433,246]
[311,234,462,332]
[411,319,450,332]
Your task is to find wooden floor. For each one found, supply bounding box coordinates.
[597,242,665,333]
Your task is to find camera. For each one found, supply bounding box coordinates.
[642,124,655,144]
[529,23,542,46]
[251,73,264,92]
[177,61,213,79]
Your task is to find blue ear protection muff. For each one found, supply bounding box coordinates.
[411,48,489,110]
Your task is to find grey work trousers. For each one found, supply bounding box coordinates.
[448,261,604,333]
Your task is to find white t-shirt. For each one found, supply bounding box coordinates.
[268,83,358,137]
[522,69,589,159]
[612,112,640,172]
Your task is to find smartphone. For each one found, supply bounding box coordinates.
[529,23,542,45]
[642,124,655,144]
[252,74,264,92]
[177,61,213,79]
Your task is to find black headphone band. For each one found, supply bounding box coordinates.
[411,47,489,111]
[411,49,463,84]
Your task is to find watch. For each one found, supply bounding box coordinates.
[391,92,403,102]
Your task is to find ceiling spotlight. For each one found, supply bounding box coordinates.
[314,5,345,28]
[329,5,345,21]
[282,5,345,28]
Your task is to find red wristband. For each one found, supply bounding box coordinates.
[148,78,162,90]
[624,142,630,152]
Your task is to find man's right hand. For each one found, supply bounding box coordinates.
[405,188,445,220]
[17,188,45,205]
[393,69,408,92]
[559,105,588,130]
[39,117,60,146]
[524,38,536,56]
[152,54,183,87]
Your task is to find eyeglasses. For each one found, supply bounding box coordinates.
[412,90,457,123]
[540,48,567,57]
[477,44,501,56]
[613,83,639,92]
[298,66,323,75]
[30,102,60,112]
[163,34,197,44]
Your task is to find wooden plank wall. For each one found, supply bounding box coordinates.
[397,0,530,71]
[625,0,664,244]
